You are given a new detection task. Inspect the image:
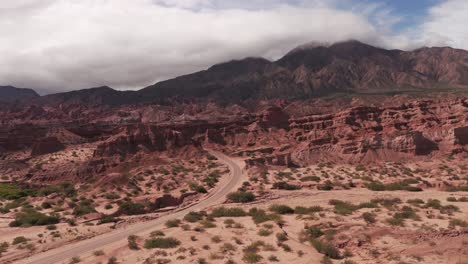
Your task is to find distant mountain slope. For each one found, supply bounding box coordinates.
[0,86,39,102]
[141,40,468,102]
[6,40,468,107]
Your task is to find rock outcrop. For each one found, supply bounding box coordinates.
[31,137,65,156]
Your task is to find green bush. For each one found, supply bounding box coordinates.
[144,237,180,249]
[366,181,422,192]
[128,235,139,250]
[0,183,27,200]
[227,191,255,203]
[10,208,59,227]
[249,208,280,224]
[105,193,120,200]
[12,236,28,245]
[0,242,9,257]
[257,229,273,236]
[73,199,96,216]
[305,226,324,238]
[184,211,204,223]
[211,207,247,217]
[269,205,294,215]
[294,206,323,214]
[329,200,358,215]
[310,239,341,259]
[272,181,300,190]
[362,212,376,224]
[165,219,181,228]
[300,176,321,182]
[118,202,146,215]
[243,252,263,263]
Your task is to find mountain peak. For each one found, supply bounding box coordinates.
[0,85,39,102]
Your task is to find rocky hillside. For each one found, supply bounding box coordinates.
[141,41,468,102]
[4,41,468,108]
[0,86,39,102]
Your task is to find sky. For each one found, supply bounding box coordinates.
[0,0,467,94]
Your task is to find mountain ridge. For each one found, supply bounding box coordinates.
[3,40,468,106]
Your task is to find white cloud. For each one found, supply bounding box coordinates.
[0,0,413,94]
[415,0,468,49]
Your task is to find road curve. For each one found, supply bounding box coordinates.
[16,151,244,264]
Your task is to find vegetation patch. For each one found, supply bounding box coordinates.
[227,191,255,203]
[9,208,59,227]
[144,237,180,249]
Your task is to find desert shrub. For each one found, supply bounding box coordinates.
[440,204,460,214]
[128,235,139,250]
[258,229,273,236]
[211,207,247,217]
[107,256,118,264]
[449,219,468,228]
[310,239,341,259]
[227,191,255,203]
[10,208,59,227]
[294,206,323,214]
[387,216,404,226]
[184,211,204,223]
[210,235,221,243]
[165,219,181,228]
[272,181,300,190]
[69,256,81,263]
[46,224,57,230]
[366,181,422,192]
[276,232,288,242]
[105,193,120,200]
[305,226,324,238]
[329,200,358,215]
[362,212,376,224]
[97,215,121,225]
[407,199,425,205]
[0,242,9,257]
[189,182,207,194]
[317,182,334,191]
[425,199,442,209]
[300,176,321,182]
[118,202,146,215]
[0,183,28,200]
[144,237,181,249]
[203,170,221,188]
[93,250,105,256]
[394,206,420,221]
[73,199,96,216]
[269,204,294,215]
[446,197,457,202]
[150,230,165,237]
[12,236,28,245]
[445,185,468,192]
[249,208,280,224]
[41,201,53,209]
[199,219,216,228]
[243,252,263,263]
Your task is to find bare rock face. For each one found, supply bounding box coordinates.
[258,106,289,128]
[94,124,200,158]
[31,137,65,156]
[454,126,468,145]
[290,99,467,165]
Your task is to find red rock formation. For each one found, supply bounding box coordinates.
[30,137,65,156]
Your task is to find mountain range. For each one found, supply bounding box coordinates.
[2,40,468,105]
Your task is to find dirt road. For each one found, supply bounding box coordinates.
[16,151,244,264]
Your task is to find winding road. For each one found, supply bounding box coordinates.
[16,151,244,264]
